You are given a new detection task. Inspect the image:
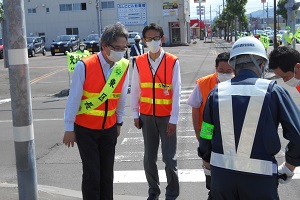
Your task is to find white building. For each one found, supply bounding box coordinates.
[24,0,191,49]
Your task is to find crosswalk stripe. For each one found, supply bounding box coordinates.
[114,169,205,183]
[121,136,197,145]
[114,169,300,183]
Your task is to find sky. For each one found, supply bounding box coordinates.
[189,0,279,20]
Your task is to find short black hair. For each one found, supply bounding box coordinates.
[142,23,164,38]
[268,46,300,72]
[215,52,230,67]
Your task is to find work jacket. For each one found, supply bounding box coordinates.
[135,52,177,116]
[75,54,128,130]
[199,70,287,176]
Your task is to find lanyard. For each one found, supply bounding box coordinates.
[148,53,167,87]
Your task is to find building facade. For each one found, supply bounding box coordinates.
[24,0,191,49]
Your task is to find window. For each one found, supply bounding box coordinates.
[101,1,114,9]
[28,8,36,14]
[60,4,72,11]
[60,3,87,11]
[46,8,50,12]
[73,3,87,11]
[66,28,79,35]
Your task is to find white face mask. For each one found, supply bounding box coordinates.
[285,77,300,87]
[217,72,233,82]
[285,67,300,87]
[107,49,124,62]
[146,40,161,53]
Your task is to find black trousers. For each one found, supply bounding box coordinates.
[75,124,118,200]
[211,167,279,200]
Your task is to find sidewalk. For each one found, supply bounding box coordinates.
[0,183,165,200]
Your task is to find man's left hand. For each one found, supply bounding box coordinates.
[117,125,121,137]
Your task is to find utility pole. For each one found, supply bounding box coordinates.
[266,2,269,27]
[199,1,202,40]
[263,2,265,29]
[96,0,101,51]
[210,5,212,42]
[3,0,38,199]
[274,0,278,49]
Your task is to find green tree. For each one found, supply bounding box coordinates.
[277,0,288,21]
[226,0,247,40]
[0,2,3,20]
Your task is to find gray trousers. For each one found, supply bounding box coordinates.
[140,114,179,200]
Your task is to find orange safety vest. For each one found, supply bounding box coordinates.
[196,72,218,129]
[75,54,128,130]
[136,52,177,116]
[297,85,300,93]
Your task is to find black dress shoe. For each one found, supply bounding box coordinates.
[147,193,159,200]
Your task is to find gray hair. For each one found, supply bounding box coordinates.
[101,22,128,48]
[235,55,266,75]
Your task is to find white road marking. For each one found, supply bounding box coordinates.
[121,136,198,145]
[0,183,149,200]
[114,169,206,183]
[1,169,300,199]
[0,118,64,123]
[0,98,11,105]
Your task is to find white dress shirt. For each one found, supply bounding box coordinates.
[130,49,181,124]
[186,84,203,108]
[64,52,129,131]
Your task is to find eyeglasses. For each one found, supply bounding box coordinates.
[144,36,161,42]
[108,45,127,52]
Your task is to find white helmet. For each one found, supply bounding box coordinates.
[134,35,141,40]
[229,36,268,69]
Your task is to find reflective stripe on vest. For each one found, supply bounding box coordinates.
[284,32,293,43]
[210,79,277,175]
[133,44,142,56]
[77,58,129,115]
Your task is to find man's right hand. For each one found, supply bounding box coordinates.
[63,131,76,147]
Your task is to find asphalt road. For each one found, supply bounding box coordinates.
[0,39,300,200]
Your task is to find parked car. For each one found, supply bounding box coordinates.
[27,36,46,57]
[50,35,80,56]
[83,34,100,53]
[0,38,3,59]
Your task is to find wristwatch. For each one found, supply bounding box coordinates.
[117,122,123,126]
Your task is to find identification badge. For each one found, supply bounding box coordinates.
[164,87,169,96]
